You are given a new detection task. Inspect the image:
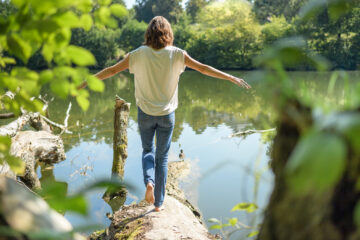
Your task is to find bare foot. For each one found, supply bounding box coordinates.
[145,183,155,204]
[154,206,165,212]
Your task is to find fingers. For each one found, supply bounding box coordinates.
[236,78,251,89]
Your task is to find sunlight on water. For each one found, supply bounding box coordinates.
[39,70,360,238]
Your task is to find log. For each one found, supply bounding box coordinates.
[0,176,85,240]
[229,128,276,138]
[103,96,130,212]
[91,161,217,240]
[0,112,15,119]
[112,96,130,177]
[10,131,66,189]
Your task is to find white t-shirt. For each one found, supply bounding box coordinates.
[129,45,186,116]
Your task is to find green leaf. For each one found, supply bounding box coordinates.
[208,218,220,223]
[42,42,54,63]
[87,75,104,92]
[0,136,25,174]
[99,0,112,6]
[39,70,53,85]
[210,224,223,230]
[7,34,32,63]
[76,0,93,12]
[38,180,88,215]
[80,14,93,31]
[320,113,360,155]
[247,231,259,238]
[98,7,111,24]
[77,177,132,194]
[76,95,89,111]
[228,217,238,226]
[53,12,80,28]
[50,78,70,99]
[38,19,60,34]
[286,132,346,195]
[12,0,25,7]
[231,203,258,213]
[0,57,16,67]
[66,45,96,66]
[110,4,127,18]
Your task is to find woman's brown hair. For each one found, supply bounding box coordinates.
[144,16,174,49]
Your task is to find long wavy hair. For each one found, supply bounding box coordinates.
[144,16,174,49]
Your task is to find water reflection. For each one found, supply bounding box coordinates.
[43,70,359,238]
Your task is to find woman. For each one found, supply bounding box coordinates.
[81,16,251,212]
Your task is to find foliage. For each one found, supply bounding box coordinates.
[0,0,127,226]
[208,202,260,239]
[260,16,292,46]
[134,0,183,23]
[185,0,209,23]
[117,19,147,53]
[185,0,261,69]
[70,27,120,69]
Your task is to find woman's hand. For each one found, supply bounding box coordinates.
[230,77,251,89]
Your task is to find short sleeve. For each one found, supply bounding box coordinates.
[129,48,139,74]
[176,48,186,74]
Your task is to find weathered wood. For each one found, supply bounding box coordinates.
[228,128,276,138]
[0,114,31,137]
[0,112,52,137]
[92,161,216,240]
[112,96,130,177]
[103,96,130,212]
[0,112,15,119]
[10,131,66,189]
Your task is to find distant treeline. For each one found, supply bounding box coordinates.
[1,0,359,70]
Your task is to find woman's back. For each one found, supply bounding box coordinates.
[129,45,185,116]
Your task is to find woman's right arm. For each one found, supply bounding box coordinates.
[184,52,251,89]
[77,54,130,89]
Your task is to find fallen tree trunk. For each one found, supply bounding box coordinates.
[10,131,66,189]
[91,160,216,240]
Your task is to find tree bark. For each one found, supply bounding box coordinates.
[258,99,360,240]
[112,97,130,177]
[103,96,130,212]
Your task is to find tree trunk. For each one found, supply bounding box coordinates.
[103,96,130,212]
[258,99,360,240]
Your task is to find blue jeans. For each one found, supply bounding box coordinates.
[137,107,175,207]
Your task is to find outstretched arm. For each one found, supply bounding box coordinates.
[77,54,130,89]
[184,52,251,89]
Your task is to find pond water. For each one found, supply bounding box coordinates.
[39,70,359,239]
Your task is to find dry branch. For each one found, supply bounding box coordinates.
[229,128,276,138]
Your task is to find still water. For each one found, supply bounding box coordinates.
[41,70,359,239]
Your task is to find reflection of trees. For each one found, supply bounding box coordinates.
[43,71,359,152]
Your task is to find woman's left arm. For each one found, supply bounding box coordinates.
[77,54,130,89]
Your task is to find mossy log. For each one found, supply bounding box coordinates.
[258,99,360,240]
[0,111,65,189]
[112,96,130,177]
[103,96,130,212]
[92,161,217,240]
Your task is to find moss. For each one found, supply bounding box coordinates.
[89,229,105,240]
[113,217,145,240]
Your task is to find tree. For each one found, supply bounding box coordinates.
[134,0,183,23]
[185,0,209,23]
[253,0,308,23]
